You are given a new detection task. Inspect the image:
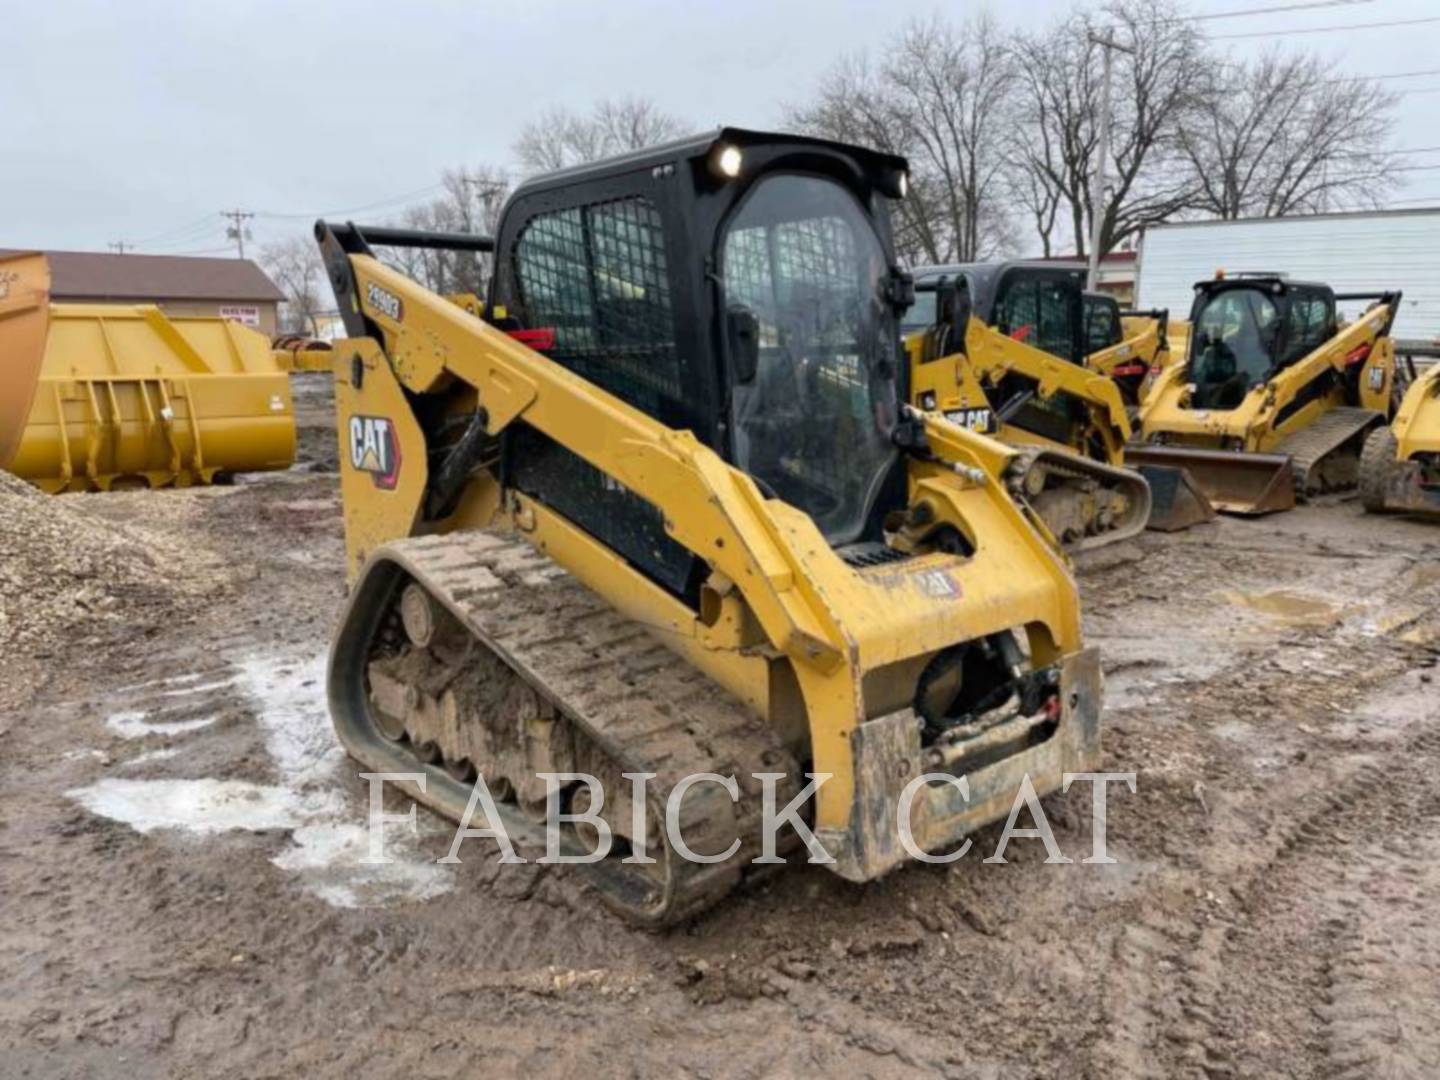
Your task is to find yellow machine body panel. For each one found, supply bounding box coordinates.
[1,252,295,492]
[1394,362,1440,461]
[1360,361,1440,516]
[325,239,1099,891]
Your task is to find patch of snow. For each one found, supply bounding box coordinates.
[125,747,181,767]
[160,677,237,698]
[62,748,109,763]
[272,823,455,909]
[72,650,456,910]
[106,710,216,740]
[233,654,345,783]
[66,777,342,834]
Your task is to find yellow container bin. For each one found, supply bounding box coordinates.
[0,252,295,493]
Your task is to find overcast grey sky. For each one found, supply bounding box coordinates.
[7,0,1440,256]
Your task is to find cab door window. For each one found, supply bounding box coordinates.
[994,275,1078,362]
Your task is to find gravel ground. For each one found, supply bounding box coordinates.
[2,373,1438,1078]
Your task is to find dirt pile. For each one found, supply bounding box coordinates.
[0,471,227,656]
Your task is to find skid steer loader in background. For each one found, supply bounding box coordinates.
[0,251,295,492]
[1081,291,1172,410]
[1360,358,1440,516]
[903,261,1208,544]
[315,128,1108,926]
[1131,274,1400,515]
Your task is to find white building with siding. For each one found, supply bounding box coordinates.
[1136,209,1440,343]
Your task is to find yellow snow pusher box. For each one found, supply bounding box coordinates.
[0,252,295,493]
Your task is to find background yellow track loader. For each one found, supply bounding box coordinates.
[1360,358,1440,516]
[0,251,295,492]
[903,261,1212,543]
[316,129,1105,926]
[1132,274,1400,515]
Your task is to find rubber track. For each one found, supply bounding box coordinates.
[1009,445,1151,552]
[1274,406,1383,495]
[388,531,801,926]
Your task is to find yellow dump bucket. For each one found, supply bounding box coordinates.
[0,252,295,493]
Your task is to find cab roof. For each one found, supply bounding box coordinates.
[910,260,1086,321]
[506,126,908,202]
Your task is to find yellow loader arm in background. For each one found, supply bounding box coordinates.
[907,280,1155,549]
[1087,306,1170,409]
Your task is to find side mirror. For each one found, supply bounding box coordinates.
[727,305,760,385]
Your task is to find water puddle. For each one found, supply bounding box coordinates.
[1222,588,1343,627]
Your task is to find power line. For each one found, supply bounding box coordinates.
[1184,0,1371,23]
[1342,68,1440,82]
[254,182,448,221]
[123,181,453,256]
[130,213,220,247]
[165,245,240,258]
[1211,14,1440,38]
[220,209,255,258]
[107,241,132,254]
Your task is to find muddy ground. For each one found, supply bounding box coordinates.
[2,372,1438,1078]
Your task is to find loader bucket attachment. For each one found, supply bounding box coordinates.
[1125,445,1295,516]
[0,252,52,470]
[3,261,296,493]
[1134,463,1216,532]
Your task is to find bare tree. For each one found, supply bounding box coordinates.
[1178,50,1398,219]
[259,237,325,336]
[1010,0,1207,258]
[887,16,1018,262]
[514,97,688,174]
[788,15,1018,265]
[380,165,510,296]
[787,55,944,264]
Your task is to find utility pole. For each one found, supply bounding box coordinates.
[1087,31,1135,292]
[107,241,131,254]
[221,209,255,258]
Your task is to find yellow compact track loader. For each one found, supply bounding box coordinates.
[316,129,1108,926]
[903,262,1163,547]
[0,251,295,492]
[1360,359,1440,516]
[1132,274,1400,515]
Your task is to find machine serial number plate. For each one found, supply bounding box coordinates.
[944,407,995,433]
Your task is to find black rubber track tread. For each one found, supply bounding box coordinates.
[371,530,801,927]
